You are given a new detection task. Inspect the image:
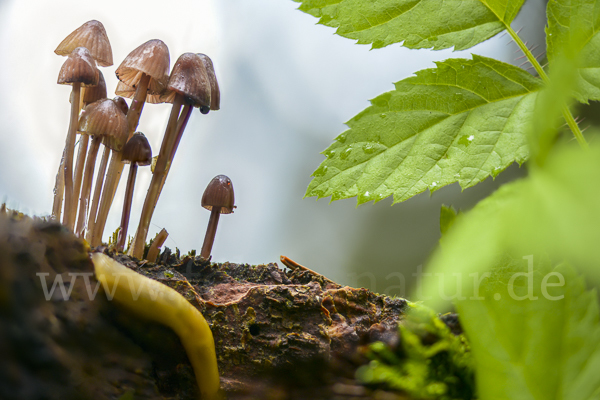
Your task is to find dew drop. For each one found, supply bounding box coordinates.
[336,133,347,144]
[313,165,328,177]
[340,147,352,160]
[363,143,375,154]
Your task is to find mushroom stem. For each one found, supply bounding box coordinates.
[86,145,109,242]
[201,207,221,259]
[71,133,90,226]
[75,136,101,236]
[116,163,138,252]
[51,149,66,220]
[62,82,81,230]
[129,95,184,259]
[169,104,193,169]
[146,228,168,262]
[127,74,151,134]
[155,103,193,209]
[91,75,150,247]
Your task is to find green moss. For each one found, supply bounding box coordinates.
[356,303,474,400]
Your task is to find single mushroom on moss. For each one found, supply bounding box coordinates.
[91,39,170,247]
[129,52,212,259]
[200,175,235,259]
[52,20,113,224]
[57,47,99,230]
[75,98,128,238]
[116,133,152,252]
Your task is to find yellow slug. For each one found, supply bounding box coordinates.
[91,253,221,400]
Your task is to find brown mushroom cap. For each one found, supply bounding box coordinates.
[115,81,164,104]
[122,132,152,166]
[160,53,210,108]
[113,96,129,115]
[55,20,113,67]
[201,175,235,214]
[115,39,170,95]
[58,47,99,86]
[78,98,128,151]
[81,70,107,106]
[197,54,220,111]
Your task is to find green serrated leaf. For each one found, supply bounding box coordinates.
[293,0,525,50]
[546,0,600,102]
[457,261,600,400]
[306,55,542,204]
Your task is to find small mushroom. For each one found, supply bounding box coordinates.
[115,39,170,134]
[52,20,112,224]
[116,133,152,252]
[200,175,235,259]
[129,53,212,258]
[91,39,170,247]
[74,98,128,238]
[55,20,113,67]
[57,47,99,230]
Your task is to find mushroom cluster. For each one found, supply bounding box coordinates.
[51,20,235,262]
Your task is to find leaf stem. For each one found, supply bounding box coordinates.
[562,104,589,149]
[506,26,548,83]
[506,25,588,149]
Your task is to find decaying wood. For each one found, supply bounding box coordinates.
[0,212,412,399]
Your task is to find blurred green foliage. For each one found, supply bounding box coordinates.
[294,0,600,397]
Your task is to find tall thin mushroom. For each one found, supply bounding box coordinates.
[85,97,130,241]
[52,20,113,223]
[75,98,128,238]
[72,71,107,227]
[166,53,221,166]
[91,40,170,247]
[129,53,211,258]
[116,133,152,252]
[57,47,99,230]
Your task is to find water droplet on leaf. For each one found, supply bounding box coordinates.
[313,165,328,177]
[363,144,375,154]
[340,147,352,160]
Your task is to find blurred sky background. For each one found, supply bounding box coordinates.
[0,0,547,297]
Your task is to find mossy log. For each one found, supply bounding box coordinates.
[0,211,468,400]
